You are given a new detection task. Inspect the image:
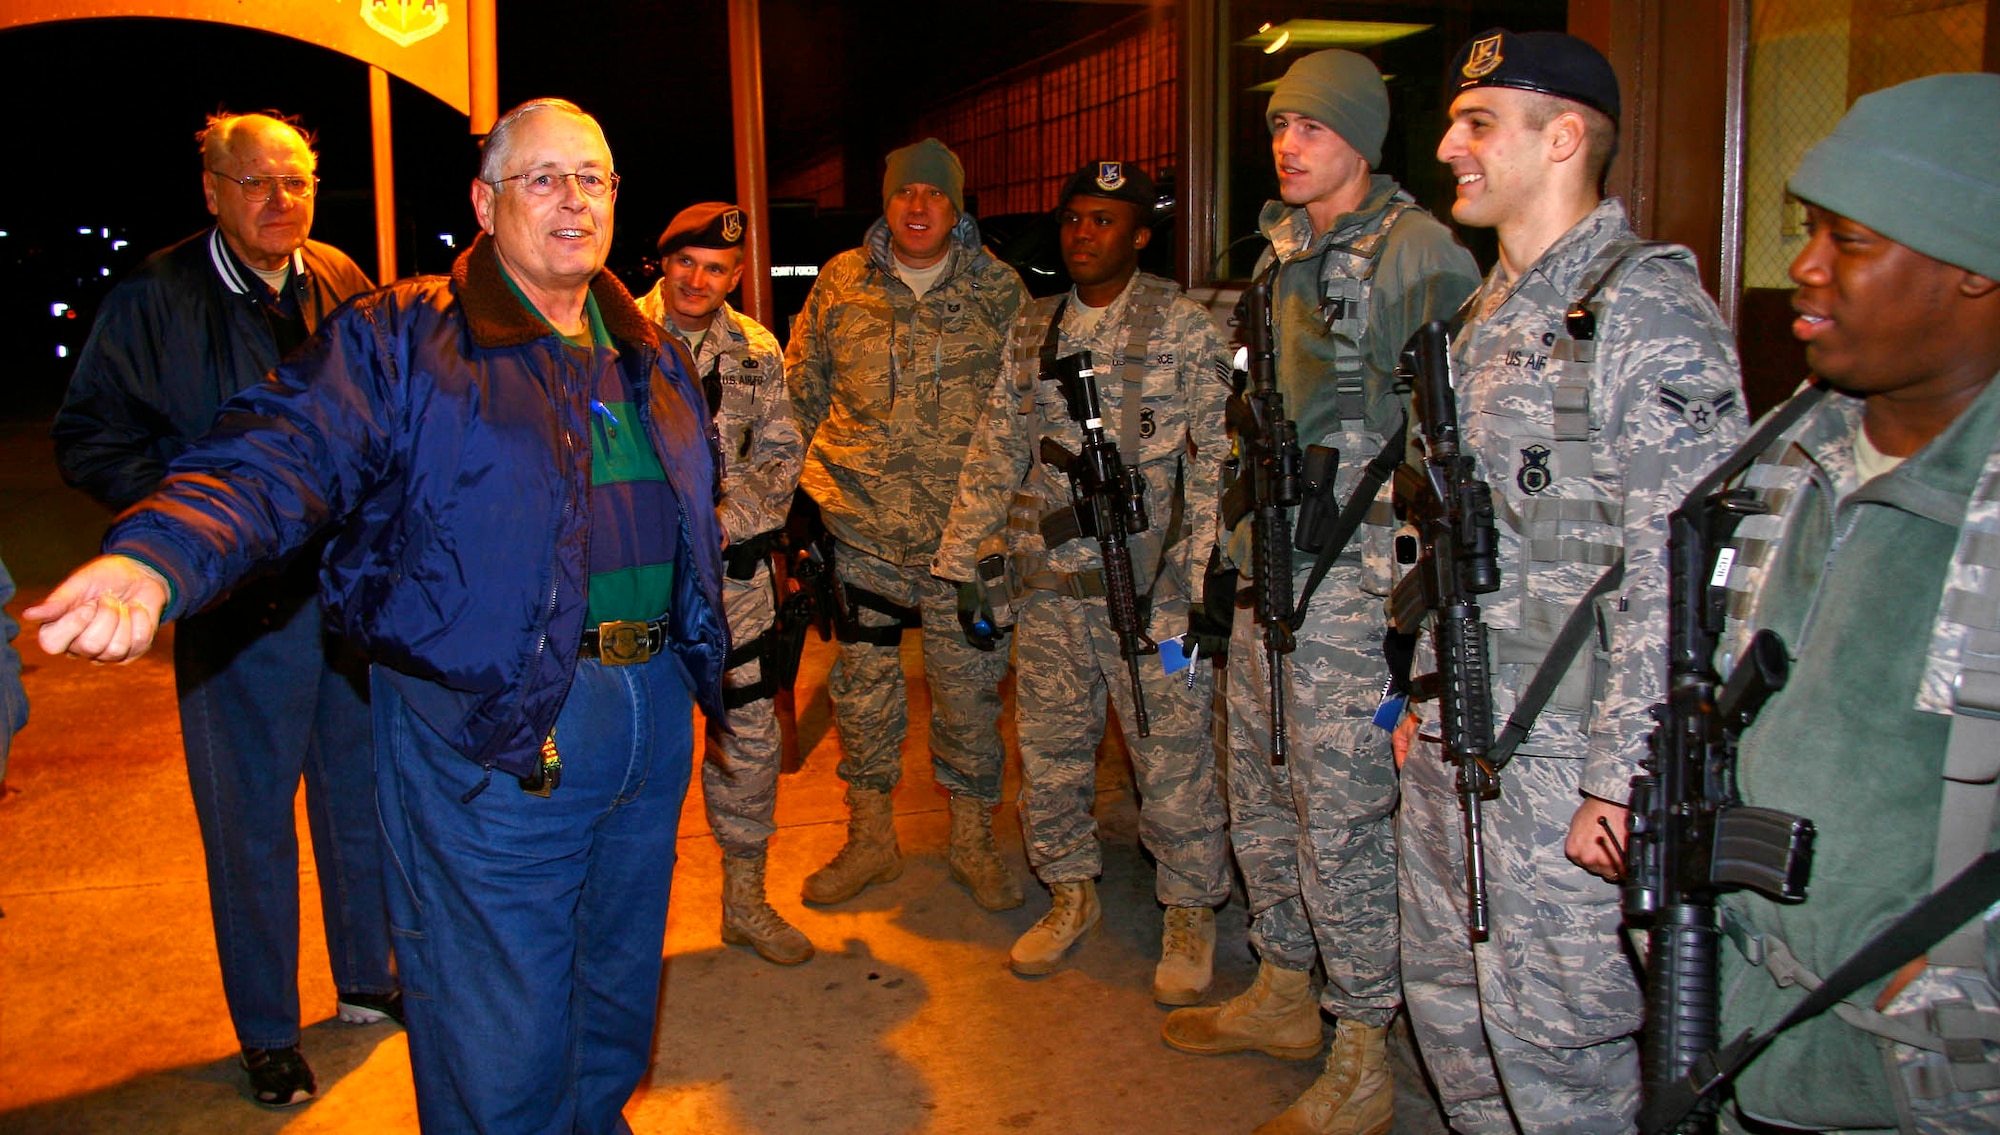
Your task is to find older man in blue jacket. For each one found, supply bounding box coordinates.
[31,98,728,1135]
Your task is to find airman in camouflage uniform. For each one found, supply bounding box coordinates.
[1158,50,1480,1135]
[1707,74,2000,1134]
[785,139,1030,911]
[637,202,813,966]
[935,160,1232,1001]
[1397,31,1746,1133]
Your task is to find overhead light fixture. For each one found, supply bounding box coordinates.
[1240,19,1430,52]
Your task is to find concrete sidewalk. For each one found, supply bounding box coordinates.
[0,416,1449,1134]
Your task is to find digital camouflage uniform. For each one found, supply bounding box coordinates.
[785,214,1028,802]
[637,288,802,858]
[1712,373,2000,1134]
[935,271,1232,905]
[1225,178,1479,1029]
[1397,199,1746,1133]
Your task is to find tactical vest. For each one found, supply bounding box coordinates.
[1002,277,1182,600]
[1475,239,1678,715]
[1719,401,2000,1107]
[1277,197,1416,440]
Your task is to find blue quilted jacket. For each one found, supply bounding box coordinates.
[107,234,728,778]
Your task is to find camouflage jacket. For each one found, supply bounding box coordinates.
[635,290,801,544]
[1452,198,1745,800]
[1255,176,1481,448]
[1234,179,1479,597]
[934,272,1232,601]
[1715,372,2000,1127]
[785,213,1028,566]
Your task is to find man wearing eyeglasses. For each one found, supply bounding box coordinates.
[51,111,394,1110]
[31,98,728,1133]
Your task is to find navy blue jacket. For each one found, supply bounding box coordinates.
[55,227,376,509]
[106,235,729,778]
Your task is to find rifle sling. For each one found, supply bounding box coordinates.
[1488,558,1624,772]
[1640,848,2000,1135]
[1290,415,1406,629]
[1488,382,1833,770]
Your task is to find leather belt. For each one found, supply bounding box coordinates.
[579,617,669,666]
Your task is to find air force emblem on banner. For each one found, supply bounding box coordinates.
[1659,384,1738,434]
[721,208,744,243]
[1462,34,1504,79]
[363,0,449,47]
[1095,162,1125,191]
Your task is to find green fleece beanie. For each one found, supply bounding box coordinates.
[1789,72,2000,280]
[1266,50,1389,167]
[882,138,965,215]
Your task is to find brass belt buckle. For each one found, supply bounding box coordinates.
[597,620,651,666]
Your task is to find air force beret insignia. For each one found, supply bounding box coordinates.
[1095,161,1125,191]
[721,208,743,243]
[1462,34,1504,79]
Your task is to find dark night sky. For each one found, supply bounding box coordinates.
[0,1,1140,271]
[0,0,1141,407]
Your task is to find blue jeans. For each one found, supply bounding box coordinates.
[374,654,694,1135]
[174,562,392,1051]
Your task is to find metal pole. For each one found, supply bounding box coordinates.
[370,66,398,286]
[1178,0,1218,287]
[728,0,775,327]
[1718,0,1749,333]
[468,0,498,135]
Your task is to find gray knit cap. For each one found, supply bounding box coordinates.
[1266,50,1389,168]
[1789,72,2000,280]
[882,138,965,215]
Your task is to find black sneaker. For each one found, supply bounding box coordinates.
[336,989,405,1027]
[241,1045,316,1107]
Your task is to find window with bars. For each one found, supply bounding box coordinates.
[912,9,1179,218]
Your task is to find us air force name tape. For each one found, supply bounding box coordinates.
[1448,28,1621,123]
[658,202,745,257]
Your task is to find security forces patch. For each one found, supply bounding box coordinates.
[721,208,744,244]
[1518,444,1553,494]
[1096,161,1125,191]
[1658,384,1738,435]
[1462,34,1504,79]
[1139,407,1157,438]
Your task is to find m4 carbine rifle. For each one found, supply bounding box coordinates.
[1386,320,1503,942]
[1041,350,1156,736]
[1223,272,1301,764]
[1624,470,1816,1135]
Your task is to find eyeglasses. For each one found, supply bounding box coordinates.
[488,169,620,199]
[207,170,319,202]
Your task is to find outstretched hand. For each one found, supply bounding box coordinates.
[24,555,172,663]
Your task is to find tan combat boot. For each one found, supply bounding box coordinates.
[1009,880,1101,975]
[721,853,815,966]
[946,793,1024,911]
[1251,1018,1393,1135]
[1160,958,1323,1060]
[801,787,902,905]
[1153,906,1216,1005]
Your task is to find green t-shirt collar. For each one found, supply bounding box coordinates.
[497,262,613,350]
